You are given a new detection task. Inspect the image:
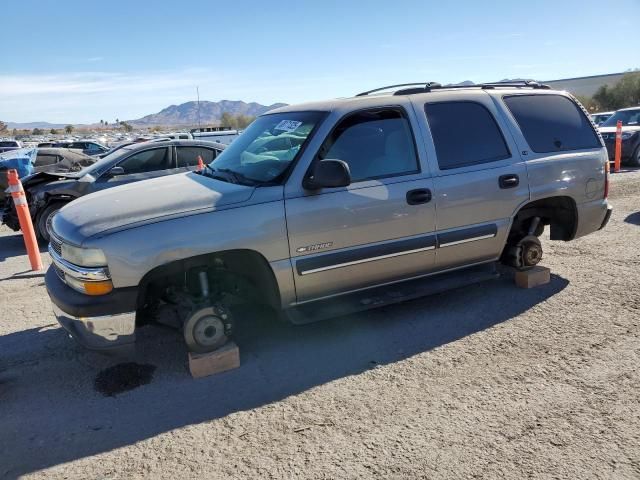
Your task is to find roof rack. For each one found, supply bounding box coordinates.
[355,80,550,97]
[355,82,442,97]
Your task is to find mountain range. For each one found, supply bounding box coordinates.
[6,99,287,129]
[128,100,287,126]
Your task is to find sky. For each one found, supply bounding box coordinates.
[1,0,638,124]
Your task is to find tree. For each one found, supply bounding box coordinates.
[219,112,256,130]
[236,114,255,129]
[105,121,109,127]
[575,95,599,112]
[120,121,134,133]
[32,128,43,135]
[584,72,640,111]
[115,118,119,124]
[219,111,238,129]
[65,125,74,134]
[50,128,58,135]
[0,121,7,133]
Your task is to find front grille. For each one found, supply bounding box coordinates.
[53,263,65,282]
[49,234,63,257]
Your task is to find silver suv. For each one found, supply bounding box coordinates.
[45,82,612,352]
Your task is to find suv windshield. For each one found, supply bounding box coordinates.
[601,109,640,127]
[207,111,325,185]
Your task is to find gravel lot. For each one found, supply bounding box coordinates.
[1,170,639,479]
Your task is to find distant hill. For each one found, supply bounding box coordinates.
[6,121,69,130]
[128,100,288,126]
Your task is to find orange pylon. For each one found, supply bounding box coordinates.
[613,120,622,173]
[6,169,43,271]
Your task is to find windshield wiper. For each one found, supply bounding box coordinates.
[215,168,260,186]
[203,164,237,183]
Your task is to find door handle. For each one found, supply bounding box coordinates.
[499,174,519,189]
[406,188,432,205]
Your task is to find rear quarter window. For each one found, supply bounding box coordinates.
[503,94,600,153]
[424,101,511,170]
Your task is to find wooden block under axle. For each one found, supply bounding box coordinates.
[514,266,551,289]
[188,341,240,378]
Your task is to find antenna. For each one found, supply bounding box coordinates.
[196,86,201,129]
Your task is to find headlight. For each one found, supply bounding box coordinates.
[621,132,637,140]
[61,243,107,267]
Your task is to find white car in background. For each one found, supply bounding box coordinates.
[591,111,614,126]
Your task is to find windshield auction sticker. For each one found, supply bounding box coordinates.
[274,120,303,132]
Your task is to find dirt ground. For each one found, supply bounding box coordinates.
[1,171,639,479]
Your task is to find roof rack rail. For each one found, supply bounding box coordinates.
[356,80,551,97]
[477,81,551,90]
[355,82,442,97]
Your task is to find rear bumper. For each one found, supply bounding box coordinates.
[45,267,138,349]
[574,199,612,238]
[599,206,613,230]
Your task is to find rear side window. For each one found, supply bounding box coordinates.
[176,146,217,167]
[503,94,600,153]
[424,101,510,170]
[118,148,170,174]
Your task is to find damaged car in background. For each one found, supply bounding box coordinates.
[0,147,96,207]
[2,139,225,242]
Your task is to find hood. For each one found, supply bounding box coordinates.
[52,172,255,244]
[598,125,640,134]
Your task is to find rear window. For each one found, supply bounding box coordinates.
[424,101,510,170]
[503,94,600,153]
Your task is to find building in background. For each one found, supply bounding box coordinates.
[544,72,628,97]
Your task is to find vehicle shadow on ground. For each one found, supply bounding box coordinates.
[624,212,640,225]
[0,231,47,263]
[0,273,568,477]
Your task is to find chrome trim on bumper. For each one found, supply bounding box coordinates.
[53,304,136,349]
[48,244,110,282]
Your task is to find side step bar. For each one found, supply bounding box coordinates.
[284,262,500,325]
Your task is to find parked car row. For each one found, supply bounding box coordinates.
[2,139,225,241]
[40,82,612,353]
[37,140,109,156]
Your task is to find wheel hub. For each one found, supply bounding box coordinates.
[183,306,231,353]
[519,235,543,268]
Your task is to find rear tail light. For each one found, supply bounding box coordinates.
[604,157,610,199]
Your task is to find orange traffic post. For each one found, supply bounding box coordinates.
[197,155,205,171]
[6,169,43,271]
[614,120,622,173]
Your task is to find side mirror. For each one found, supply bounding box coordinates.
[303,159,351,190]
[109,166,125,176]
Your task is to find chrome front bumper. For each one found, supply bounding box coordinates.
[53,304,136,350]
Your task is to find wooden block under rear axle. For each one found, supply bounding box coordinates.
[188,341,240,379]
[514,266,551,289]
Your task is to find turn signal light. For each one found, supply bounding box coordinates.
[83,280,114,296]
